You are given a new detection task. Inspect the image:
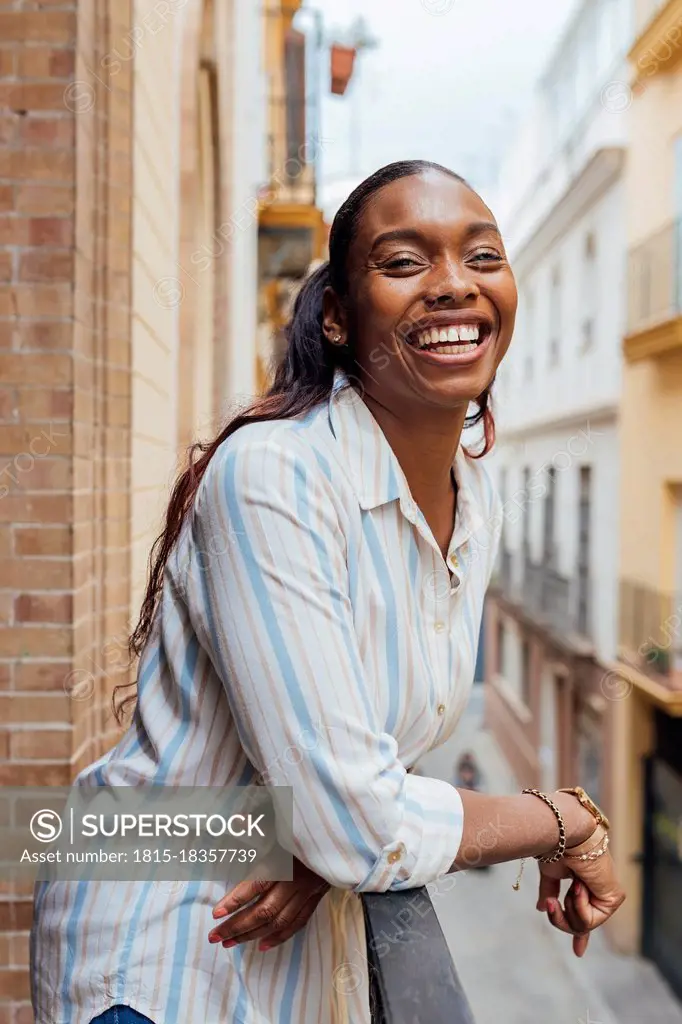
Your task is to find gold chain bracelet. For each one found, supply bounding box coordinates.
[512,788,567,892]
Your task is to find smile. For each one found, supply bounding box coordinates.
[401,316,495,364]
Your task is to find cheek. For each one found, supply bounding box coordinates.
[355,278,416,326]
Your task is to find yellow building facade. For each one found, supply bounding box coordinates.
[606,0,682,993]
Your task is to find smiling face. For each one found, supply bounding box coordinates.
[325,170,517,413]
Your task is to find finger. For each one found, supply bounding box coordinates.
[545,898,576,936]
[209,887,297,944]
[257,895,324,951]
[563,886,588,935]
[213,879,273,920]
[570,880,594,932]
[563,891,590,957]
[537,873,561,912]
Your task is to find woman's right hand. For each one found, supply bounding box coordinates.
[538,837,626,956]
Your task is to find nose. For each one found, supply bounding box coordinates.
[423,261,480,309]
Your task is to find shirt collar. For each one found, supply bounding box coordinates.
[327,369,487,548]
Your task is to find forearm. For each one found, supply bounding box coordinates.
[450,789,596,871]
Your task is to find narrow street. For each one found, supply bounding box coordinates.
[417,685,682,1024]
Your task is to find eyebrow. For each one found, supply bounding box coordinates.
[369,221,501,252]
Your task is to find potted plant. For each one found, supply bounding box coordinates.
[642,643,671,676]
[330,44,356,95]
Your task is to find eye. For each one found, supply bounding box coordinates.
[470,249,503,264]
[383,254,424,270]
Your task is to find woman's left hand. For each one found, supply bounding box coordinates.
[537,846,625,957]
[208,857,330,952]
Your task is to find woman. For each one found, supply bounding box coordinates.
[32,161,625,1024]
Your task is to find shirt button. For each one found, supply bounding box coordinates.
[437,703,446,716]
[387,849,402,864]
[434,621,446,634]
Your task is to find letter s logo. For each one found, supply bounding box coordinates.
[30,809,63,843]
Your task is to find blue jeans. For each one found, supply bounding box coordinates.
[90,1008,155,1024]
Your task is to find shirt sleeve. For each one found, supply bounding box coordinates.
[185,433,464,891]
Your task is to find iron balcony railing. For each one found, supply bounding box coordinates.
[627,218,682,334]
[361,888,476,1024]
[521,557,593,640]
[619,578,682,677]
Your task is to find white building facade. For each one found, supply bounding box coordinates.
[483,0,633,800]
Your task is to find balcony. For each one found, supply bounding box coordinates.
[361,888,476,1023]
[522,558,593,641]
[492,553,593,642]
[624,219,682,360]
[630,0,682,81]
[619,579,682,685]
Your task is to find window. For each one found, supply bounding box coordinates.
[521,637,531,707]
[580,232,597,352]
[523,289,535,381]
[543,467,556,565]
[284,29,306,170]
[577,466,592,635]
[522,467,531,559]
[497,617,506,677]
[549,266,561,366]
[674,136,682,310]
[499,468,508,551]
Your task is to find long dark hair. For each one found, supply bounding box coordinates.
[116,160,496,721]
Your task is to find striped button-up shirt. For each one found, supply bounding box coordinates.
[32,371,502,1024]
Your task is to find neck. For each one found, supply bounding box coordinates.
[362,391,468,511]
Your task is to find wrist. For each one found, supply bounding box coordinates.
[552,790,596,848]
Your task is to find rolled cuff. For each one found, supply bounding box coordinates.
[353,775,464,892]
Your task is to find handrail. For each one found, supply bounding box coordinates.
[361,887,476,1024]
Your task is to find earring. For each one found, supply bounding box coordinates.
[331,333,343,344]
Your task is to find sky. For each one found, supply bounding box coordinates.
[300,0,579,220]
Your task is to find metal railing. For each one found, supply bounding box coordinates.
[521,558,593,639]
[362,888,476,1023]
[627,218,682,334]
[619,578,682,676]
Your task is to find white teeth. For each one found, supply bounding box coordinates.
[414,325,483,349]
[425,343,478,355]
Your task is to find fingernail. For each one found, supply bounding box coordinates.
[222,939,237,948]
[547,899,556,913]
[259,942,271,952]
[213,908,227,918]
[208,934,220,943]
[574,883,582,897]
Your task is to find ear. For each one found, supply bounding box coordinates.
[322,286,348,342]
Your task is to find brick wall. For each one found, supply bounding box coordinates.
[0,0,252,1016]
[0,0,134,1017]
